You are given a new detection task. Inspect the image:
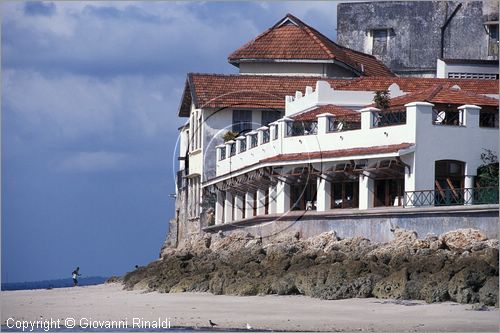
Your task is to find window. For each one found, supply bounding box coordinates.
[371,29,388,56]
[233,110,252,133]
[487,24,499,57]
[189,111,202,151]
[435,160,465,205]
[219,148,226,161]
[261,110,282,126]
[188,176,201,218]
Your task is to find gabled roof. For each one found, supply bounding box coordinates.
[292,104,360,122]
[228,14,394,77]
[371,85,499,111]
[178,73,499,117]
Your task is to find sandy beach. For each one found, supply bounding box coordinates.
[1,283,499,332]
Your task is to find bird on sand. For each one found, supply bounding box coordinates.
[246,323,253,330]
[209,320,217,327]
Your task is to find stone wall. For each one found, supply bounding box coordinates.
[203,205,499,243]
[337,1,499,75]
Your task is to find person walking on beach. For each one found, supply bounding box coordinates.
[72,267,81,286]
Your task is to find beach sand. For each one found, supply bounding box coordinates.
[1,283,498,332]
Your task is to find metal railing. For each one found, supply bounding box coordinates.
[432,109,463,126]
[286,121,318,136]
[239,139,246,152]
[328,118,361,132]
[250,134,258,148]
[404,187,498,207]
[230,143,236,156]
[219,148,226,161]
[372,111,406,127]
[262,129,270,143]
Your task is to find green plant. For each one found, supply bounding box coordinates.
[373,90,391,110]
[477,149,499,187]
[223,131,239,142]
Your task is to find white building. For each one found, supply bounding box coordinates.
[168,14,499,245]
[209,81,498,226]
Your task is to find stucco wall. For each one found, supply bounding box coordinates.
[203,205,499,243]
[239,62,356,78]
[337,1,499,74]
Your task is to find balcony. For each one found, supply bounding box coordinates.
[215,103,497,179]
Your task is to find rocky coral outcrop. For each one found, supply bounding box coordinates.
[123,228,499,306]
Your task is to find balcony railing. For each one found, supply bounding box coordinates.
[328,118,362,132]
[433,109,463,126]
[404,187,498,207]
[287,121,318,136]
[262,129,270,143]
[219,148,226,161]
[239,139,246,152]
[230,143,236,156]
[373,111,406,128]
[250,134,258,148]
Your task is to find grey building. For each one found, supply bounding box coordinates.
[337,1,499,77]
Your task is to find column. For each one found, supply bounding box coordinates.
[464,175,475,205]
[215,190,224,225]
[316,113,334,134]
[359,107,379,130]
[316,176,331,211]
[276,180,291,214]
[245,192,254,218]
[359,173,374,210]
[257,189,266,216]
[224,191,234,223]
[234,195,244,220]
[458,104,481,128]
[268,185,277,214]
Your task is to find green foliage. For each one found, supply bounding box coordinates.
[373,90,391,110]
[477,149,499,187]
[223,131,239,142]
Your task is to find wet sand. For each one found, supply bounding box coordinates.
[1,283,499,332]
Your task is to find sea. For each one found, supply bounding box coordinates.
[1,277,108,291]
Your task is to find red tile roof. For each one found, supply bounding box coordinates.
[369,85,499,111]
[292,104,360,122]
[260,143,414,163]
[228,14,394,77]
[179,73,499,116]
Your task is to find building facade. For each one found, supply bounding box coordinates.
[166,13,499,247]
[337,1,499,77]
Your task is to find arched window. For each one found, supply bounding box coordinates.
[434,160,465,205]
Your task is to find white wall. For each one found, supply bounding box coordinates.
[436,58,499,79]
[238,62,356,77]
[285,81,405,116]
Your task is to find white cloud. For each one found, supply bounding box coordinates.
[57,151,130,172]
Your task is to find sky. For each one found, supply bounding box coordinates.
[1,1,340,283]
